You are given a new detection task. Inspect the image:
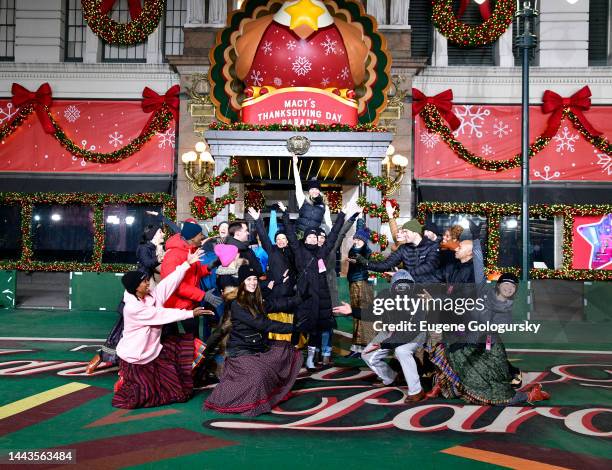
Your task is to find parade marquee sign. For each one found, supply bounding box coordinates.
[241,87,358,126]
[209,0,390,125]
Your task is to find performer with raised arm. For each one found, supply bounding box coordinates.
[292,154,333,238]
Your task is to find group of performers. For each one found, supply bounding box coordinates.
[87,155,550,415]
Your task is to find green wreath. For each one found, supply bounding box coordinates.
[81,0,164,46]
[432,0,515,47]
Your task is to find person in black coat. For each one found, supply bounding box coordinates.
[355,219,442,284]
[248,207,296,301]
[280,200,356,370]
[226,220,264,278]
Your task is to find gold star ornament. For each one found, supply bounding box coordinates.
[285,0,326,32]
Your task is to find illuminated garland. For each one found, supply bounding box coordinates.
[368,252,391,280]
[0,192,174,272]
[357,159,390,191]
[204,158,240,191]
[417,202,612,281]
[190,188,238,220]
[419,105,611,171]
[208,122,386,132]
[81,0,164,46]
[357,196,400,222]
[432,0,515,47]
[369,231,388,252]
[326,191,342,213]
[245,189,265,211]
[0,102,174,163]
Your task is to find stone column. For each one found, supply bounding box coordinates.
[14,0,63,62]
[431,29,448,66]
[186,0,205,26]
[213,156,231,225]
[389,0,410,26]
[496,23,514,67]
[366,0,387,27]
[539,0,589,67]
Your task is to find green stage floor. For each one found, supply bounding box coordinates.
[0,309,611,470]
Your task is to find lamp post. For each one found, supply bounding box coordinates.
[181,140,216,194]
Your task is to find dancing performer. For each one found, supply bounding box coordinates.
[204,265,304,416]
[281,201,353,370]
[112,249,214,409]
[292,154,333,237]
[227,220,264,277]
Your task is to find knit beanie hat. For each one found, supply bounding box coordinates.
[497,272,519,286]
[317,228,327,237]
[353,227,370,243]
[122,270,149,295]
[391,270,414,285]
[402,219,423,234]
[306,178,321,190]
[143,225,158,242]
[303,228,319,240]
[238,265,258,284]
[214,244,239,267]
[181,220,203,241]
[275,230,287,241]
[423,222,440,236]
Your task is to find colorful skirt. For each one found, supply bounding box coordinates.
[204,341,303,417]
[112,334,194,409]
[349,281,375,346]
[428,342,515,406]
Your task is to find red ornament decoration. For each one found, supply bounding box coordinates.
[11,83,55,134]
[142,84,180,126]
[245,189,266,211]
[412,88,460,131]
[326,191,342,214]
[190,188,238,220]
[541,86,603,139]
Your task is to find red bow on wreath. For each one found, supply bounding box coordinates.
[101,0,142,19]
[412,88,461,131]
[541,86,603,139]
[457,0,491,20]
[142,85,180,125]
[11,82,55,134]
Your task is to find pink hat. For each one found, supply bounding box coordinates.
[214,244,239,267]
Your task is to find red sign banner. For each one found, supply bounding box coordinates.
[0,99,175,174]
[573,214,612,270]
[414,105,612,182]
[241,87,358,126]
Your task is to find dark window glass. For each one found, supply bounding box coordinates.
[0,204,21,260]
[448,0,495,65]
[65,0,85,61]
[163,0,187,59]
[499,216,556,269]
[409,0,433,62]
[31,205,94,262]
[102,0,147,63]
[588,0,610,66]
[102,204,163,264]
[0,0,15,61]
[424,213,488,265]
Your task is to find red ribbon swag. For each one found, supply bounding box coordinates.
[541,86,603,139]
[2,82,178,163]
[11,83,55,134]
[457,0,491,20]
[100,0,142,18]
[412,88,461,131]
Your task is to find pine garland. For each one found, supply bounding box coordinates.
[190,188,238,220]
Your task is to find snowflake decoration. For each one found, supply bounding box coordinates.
[250,70,264,86]
[553,126,579,153]
[292,57,312,77]
[481,144,495,156]
[156,129,175,149]
[0,102,17,124]
[533,165,560,181]
[596,153,612,176]
[273,77,283,87]
[320,77,331,87]
[453,105,491,138]
[108,131,123,148]
[338,66,350,81]
[320,36,337,55]
[492,119,511,138]
[63,105,80,123]
[286,40,297,51]
[420,131,440,149]
[261,41,273,56]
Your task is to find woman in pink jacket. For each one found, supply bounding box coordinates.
[113,248,213,409]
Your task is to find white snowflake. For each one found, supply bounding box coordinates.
[250,69,264,86]
[261,41,273,56]
[320,77,330,87]
[286,40,297,51]
[493,119,511,138]
[420,131,440,149]
[482,144,495,156]
[320,36,337,55]
[156,129,175,149]
[0,102,17,124]
[453,105,491,138]
[63,105,80,123]
[553,126,579,153]
[273,77,283,87]
[596,153,612,176]
[338,66,350,81]
[108,131,123,148]
[292,56,312,77]
[533,165,560,181]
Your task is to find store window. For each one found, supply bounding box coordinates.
[0,204,21,260]
[102,204,163,264]
[102,0,147,62]
[0,0,15,61]
[448,0,495,65]
[65,0,86,61]
[588,0,611,65]
[31,205,94,262]
[424,213,488,265]
[499,216,556,269]
[163,0,187,59]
